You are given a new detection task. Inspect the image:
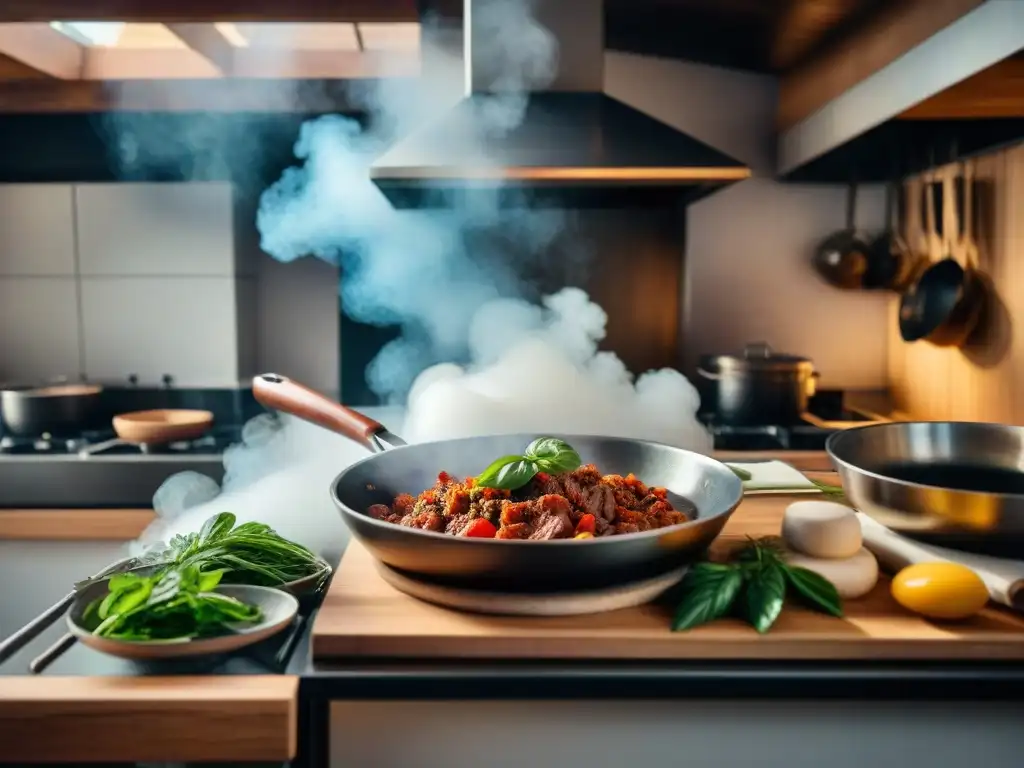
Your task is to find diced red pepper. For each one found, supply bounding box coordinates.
[535,471,550,483]
[460,518,497,538]
[575,513,596,536]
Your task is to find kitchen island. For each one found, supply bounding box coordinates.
[3,452,1024,768]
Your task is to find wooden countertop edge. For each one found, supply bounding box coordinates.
[0,674,299,763]
[0,508,157,540]
[313,635,1024,662]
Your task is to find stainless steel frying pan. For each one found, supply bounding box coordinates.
[827,421,1024,557]
[252,374,744,592]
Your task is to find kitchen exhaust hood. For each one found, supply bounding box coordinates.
[370,0,751,198]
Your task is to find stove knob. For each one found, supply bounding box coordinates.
[128,374,139,386]
[162,374,174,389]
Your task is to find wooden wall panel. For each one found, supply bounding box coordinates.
[888,142,1024,423]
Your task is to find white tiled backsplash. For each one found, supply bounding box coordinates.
[0,182,247,387]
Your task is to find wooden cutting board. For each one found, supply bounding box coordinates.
[313,486,1024,662]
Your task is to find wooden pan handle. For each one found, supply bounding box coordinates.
[252,374,384,451]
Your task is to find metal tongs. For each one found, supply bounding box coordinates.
[0,555,146,668]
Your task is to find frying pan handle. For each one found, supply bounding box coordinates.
[252,374,386,451]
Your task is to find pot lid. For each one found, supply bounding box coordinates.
[703,343,814,373]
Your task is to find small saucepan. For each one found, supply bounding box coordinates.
[697,343,818,426]
[252,373,744,592]
[0,382,104,437]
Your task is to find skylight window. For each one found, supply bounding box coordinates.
[50,21,125,47]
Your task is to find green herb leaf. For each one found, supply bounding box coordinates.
[672,563,744,631]
[475,438,583,490]
[743,561,787,634]
[473,454,529,487]
[809,478,847,500]
[197,569,225,592]
[146,569,182,607]
[491,459,540,490]
[85,562,263,641]
[198,512,236,546]
[727,464,753,481]
[524,437,583,474]
[785,565,843,617]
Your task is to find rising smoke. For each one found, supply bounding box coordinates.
[139,0,711,557]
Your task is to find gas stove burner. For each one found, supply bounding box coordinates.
[1,433,91,454]
[0,425,244,457]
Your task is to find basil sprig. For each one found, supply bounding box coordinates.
[672,537,842,634]
[474,437,583,490]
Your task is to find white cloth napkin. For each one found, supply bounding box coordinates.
[724,460,820,494]
[857,512,1024,611]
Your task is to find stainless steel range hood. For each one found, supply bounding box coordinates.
[370,0,751,192]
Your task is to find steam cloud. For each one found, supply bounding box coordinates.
[138,0,711,557]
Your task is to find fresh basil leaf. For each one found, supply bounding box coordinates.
[107,572,143,593]
[672,564,743,631]
[476,455,541,490]
[743,561,786,634]
[197,569,225,592]
[198,512,235,545]
[106,582,152,617]
[146,569,182,607]
[785,565,843,617]
[524,437,582,474]
[534,453,582,474]
[474,454,527,487]
[491,460,540,490]
[689,562,736,574]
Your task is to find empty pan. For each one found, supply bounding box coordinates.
[252,373,744,592]
[112,409,214,444]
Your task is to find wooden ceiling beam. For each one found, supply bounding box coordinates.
[166,23,235,74]
[778,1,1024,177]
[0,77,415,112]
[0,22,83,78]
[0,1,418,23]
[770,0,867,72]
[897,54,1024,120]
[0,52,53,79]
[778,0,985,130]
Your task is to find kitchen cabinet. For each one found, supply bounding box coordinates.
[0,184,76,276]
[80,276,241,386]
[0,538,127,640]
[74,182,234,276]
[0,277,81,381]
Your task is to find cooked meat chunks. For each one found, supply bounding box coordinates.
[367,464,692,540]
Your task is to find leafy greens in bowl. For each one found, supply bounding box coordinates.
[69,564,299,659]
[140,512,331,594]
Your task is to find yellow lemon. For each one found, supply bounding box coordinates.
[891,562,989,620]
